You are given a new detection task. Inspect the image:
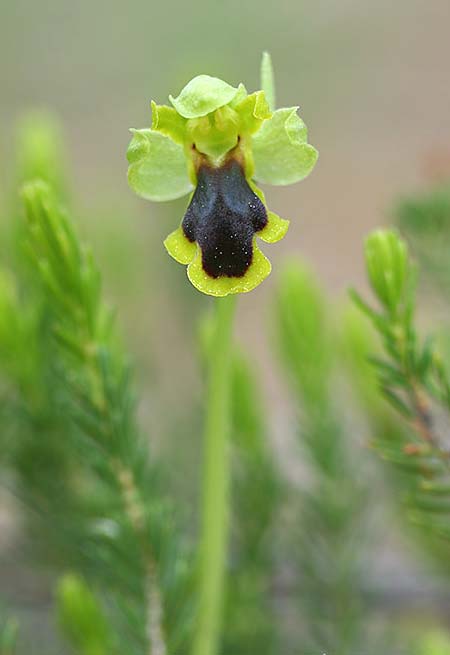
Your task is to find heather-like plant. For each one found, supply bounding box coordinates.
[353,229,450,556]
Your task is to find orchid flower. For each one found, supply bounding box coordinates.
[127,54,318,296]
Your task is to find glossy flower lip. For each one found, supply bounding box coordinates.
[163,153,289,296]
[182,157,267,279]
[127,59,318,296]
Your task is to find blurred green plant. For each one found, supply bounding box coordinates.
[352,229,450,549]
[23,180,193,653]
[0,614,18,655]
[199,314,281,655]
[0,117,194,655]
[274,262,372,655]
[417,629,450,655]
[224,350,281,655]
[56,574,114,655]
[394,184,450,290]
[13,111,69,198]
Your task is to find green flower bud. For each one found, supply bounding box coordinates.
[364,229,410,314]
[0,617,19,654]
[127,54,318,296]
[57,574,112,655]
[418,630,450,655]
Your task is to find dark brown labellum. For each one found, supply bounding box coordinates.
[182,159,268,278]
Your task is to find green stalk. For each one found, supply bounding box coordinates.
[193,295,237,655]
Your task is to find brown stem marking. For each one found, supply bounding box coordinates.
[410,384,436,444]
[407,383,450,471]
[115,463,167,655]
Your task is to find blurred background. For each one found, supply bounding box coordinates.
[1,0,450,653]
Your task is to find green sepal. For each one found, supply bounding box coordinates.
[169,75,240,119]
[127,128,192,201]
[151,101,187,145]
[187,238,271,296]
[252,107,318,185]
[164,225,196,264]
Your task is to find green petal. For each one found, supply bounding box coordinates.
[235,91,272,136]
[169,75,239,119]
[187,239,271,296]
[127,129,192,201]
[151,101,187,145]
[164,226,196,264]
[229,83,248,108]
[252,107,318,185]
[258,211,289,243]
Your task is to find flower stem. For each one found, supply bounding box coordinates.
[193,295,237,655]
